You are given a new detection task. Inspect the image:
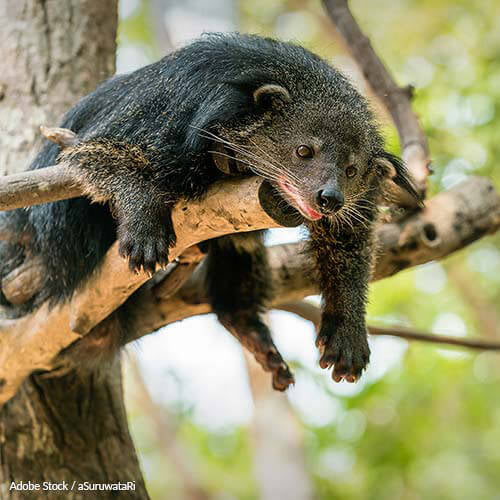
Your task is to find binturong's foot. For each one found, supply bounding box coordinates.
[316,314,370,383]
[219,313,294,391]
[118,220,176,275]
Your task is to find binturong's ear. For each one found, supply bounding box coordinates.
[375,151,424,207]
[253,84,291,109]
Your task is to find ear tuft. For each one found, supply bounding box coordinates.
[253,84,290,109]
[376,151,424,207]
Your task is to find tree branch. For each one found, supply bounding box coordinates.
[0,163,81,211]
[369,326,500,351]
[0,172,498,405]
[0,175,280,404]
[279,301,500,351]
[322,0,431,204]
[123,175,500,342]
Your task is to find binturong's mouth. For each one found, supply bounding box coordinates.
[277,180,323,221]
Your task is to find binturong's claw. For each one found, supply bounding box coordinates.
[317,314,370,383]
[219,314,295,391]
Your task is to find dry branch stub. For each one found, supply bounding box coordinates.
[40,125,78,149]
[0,164,82,211]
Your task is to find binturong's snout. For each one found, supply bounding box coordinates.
[315,185,344,214]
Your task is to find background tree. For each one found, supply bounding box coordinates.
[0,2,148,498]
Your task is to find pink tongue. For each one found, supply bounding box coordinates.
[278,180,323,221]
[303,206,322,220]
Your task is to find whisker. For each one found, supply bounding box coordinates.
[192,126,303,186]
[342,205,370,229]
[203,134,293,181]
[247,138,303,184]
[209,150,287,185]
[337,210,354,233]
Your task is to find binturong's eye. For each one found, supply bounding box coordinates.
[346,165,358,178]
[295,145,314,159]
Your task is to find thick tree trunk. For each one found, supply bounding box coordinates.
[0,1,148,498]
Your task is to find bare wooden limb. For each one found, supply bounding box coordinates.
[322,0,431,204]
[68,176,280,335]
[123,176,500,342]
[373,176,500,279]
[0,163,81,210]
[279,301,500,351]
[0,176,498,404]
[0,176,280,404]
[153,246,205,300]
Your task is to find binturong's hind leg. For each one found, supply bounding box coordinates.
[204,232,294,391]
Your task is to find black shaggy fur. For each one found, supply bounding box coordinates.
[0,33,420,388]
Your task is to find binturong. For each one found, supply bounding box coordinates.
[0,33,421,390]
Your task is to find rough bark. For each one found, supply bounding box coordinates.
[0,1,148,498]
[0,0,116,174]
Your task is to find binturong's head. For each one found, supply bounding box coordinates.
[185,34,421,222]
[235,81,422,224]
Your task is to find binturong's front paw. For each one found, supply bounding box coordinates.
[118,220,176,275]
[316,314,370,383]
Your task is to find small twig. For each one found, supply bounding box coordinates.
[0,163,81,211]
[279,301,500,351]
[369,325,500,351]
[40,126,78,149]
[322,0,431,205]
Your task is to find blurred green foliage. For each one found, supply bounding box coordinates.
[121,1,500,498]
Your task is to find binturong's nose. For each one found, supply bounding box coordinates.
[316,186,344,213]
